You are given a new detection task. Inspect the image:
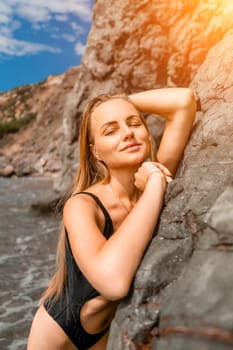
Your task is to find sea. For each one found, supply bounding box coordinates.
[0,176,59,350]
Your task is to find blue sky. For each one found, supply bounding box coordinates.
[0,0,94,92]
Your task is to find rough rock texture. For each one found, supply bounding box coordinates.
[0,67,80,178]
[55,0,233,192]
[107,29,233,350]
[84,0,233,89]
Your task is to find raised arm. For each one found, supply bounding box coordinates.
[129,88,197,176]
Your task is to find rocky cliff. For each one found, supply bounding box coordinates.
[1,1,233,349]
[0,67,81,178]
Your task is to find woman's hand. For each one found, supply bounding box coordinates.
[134,162,172,191]
[153,162,173,183]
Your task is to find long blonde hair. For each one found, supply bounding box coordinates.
[40,93,155,304]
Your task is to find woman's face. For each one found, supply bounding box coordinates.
[90,98,150,170]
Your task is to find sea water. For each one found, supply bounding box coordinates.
[0,177,59,350]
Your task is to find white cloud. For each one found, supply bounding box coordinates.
[0,13,11,24]
[74,41,86,56]
[16,4,52,23]
[70,21,85,35]
[61,34,76,42]
[0,35,61,56]
[5,0,93,24]
[55,14,68,22]
[0,0,93,57]
[0,19,21,37]
[52,32,76,43]
[0,2,12,16]
[31,23,46,31]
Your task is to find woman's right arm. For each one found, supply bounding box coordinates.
[64,163,166,301]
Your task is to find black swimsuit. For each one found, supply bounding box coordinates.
[44,192,114,350]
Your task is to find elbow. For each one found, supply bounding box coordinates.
[183,88,197,111]
[101,278,131,301]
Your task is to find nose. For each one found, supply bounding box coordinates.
[122,125,134,139]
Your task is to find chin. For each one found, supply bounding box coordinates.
[129,155,148,165]
[134,151,149,163]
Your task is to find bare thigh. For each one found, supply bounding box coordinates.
[27,305,76,350]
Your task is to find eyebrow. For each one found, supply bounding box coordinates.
[100,114,140,131]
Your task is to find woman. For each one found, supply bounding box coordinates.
[27,88,196,350]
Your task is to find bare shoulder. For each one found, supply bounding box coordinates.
[64,192,98,223]
[63,187,107,235]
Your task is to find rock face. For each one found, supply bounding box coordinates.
[107,29,233,350]
[84,0,233,89]
[57,0,233,192]
[0,1,233,349]
[0,67,80,178]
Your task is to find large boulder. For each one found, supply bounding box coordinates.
[107,29,233,350]
[84,0,233,89]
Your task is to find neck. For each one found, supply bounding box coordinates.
[106,167,139,201]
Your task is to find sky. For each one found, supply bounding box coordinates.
[0,0,94,92]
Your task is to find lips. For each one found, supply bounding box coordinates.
[121,142,140,151]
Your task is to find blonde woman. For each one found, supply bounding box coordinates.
[27,88,196,350]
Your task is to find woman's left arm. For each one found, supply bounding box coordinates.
[129,88,197,176]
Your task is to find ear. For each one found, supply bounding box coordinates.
[90,144,101,160]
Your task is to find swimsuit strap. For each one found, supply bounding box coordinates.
[71,191,113,238]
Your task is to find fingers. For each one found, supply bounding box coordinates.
[153,162,172,177]
[134,161,172,191]
[141,161,173,182]
[149,162,173,184]
[165,175,173,184]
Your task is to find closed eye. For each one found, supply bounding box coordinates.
[128,116,143,127]
[129,121,141,127]
[104,127,118,135]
